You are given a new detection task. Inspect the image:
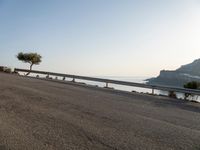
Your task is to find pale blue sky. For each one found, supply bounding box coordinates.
[0,0,200,76]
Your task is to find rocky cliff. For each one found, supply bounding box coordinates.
[147,59,200,87]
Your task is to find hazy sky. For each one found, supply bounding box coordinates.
[0,0,200,77]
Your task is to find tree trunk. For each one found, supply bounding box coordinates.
[25,63,33,76]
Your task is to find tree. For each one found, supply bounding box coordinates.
[17,52,42,76]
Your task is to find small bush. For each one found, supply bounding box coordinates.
[168,91,177,98]
[4,68,12,73]
[184,93,198,101]
[184,93,191,100]
[184,81,200,89]
[183,81,200,101]
[0,66,4,72]
[0,66,11,72]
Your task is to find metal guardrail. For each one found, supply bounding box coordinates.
[14,68,200,96]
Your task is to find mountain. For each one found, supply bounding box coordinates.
[176,58,200,76]
[147,59,200,87]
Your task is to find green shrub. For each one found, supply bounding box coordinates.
[184,81,200,101]
[184,81,200,89]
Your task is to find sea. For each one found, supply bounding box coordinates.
[82,76,151,93]
[27,73,200,102]
[68,76,200,102]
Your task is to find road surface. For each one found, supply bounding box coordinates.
[0,72,200,150]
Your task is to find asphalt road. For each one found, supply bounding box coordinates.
[0,72,200,150]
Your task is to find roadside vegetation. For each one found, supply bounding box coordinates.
[16,52,42,76]
[0,66,12,73]
[168,91,177,99]
[184,81,200,89]
[184,81,200,101]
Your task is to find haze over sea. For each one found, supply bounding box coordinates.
[89,76,149,92]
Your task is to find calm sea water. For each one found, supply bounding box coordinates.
[93,76,150,92]
[77,76,199,102]
[31,74,151,93]
[28,73,200,102]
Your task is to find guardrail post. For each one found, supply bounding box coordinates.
[105,82,108,88]
[72,76,75,82]
[46,74,49,79]
[152,88,154,94]
[13,68,200,101]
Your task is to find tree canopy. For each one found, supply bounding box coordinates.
[17,52,42,75]
[17,52,42,65]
